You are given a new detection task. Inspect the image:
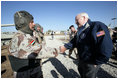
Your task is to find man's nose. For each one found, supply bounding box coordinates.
[33,23,35,27]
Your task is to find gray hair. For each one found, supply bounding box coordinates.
[79,12,89,19]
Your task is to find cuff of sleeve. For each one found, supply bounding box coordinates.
[64,43,73,49]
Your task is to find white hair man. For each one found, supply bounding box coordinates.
[60,12,113,78]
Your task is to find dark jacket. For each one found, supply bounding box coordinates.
[64,19,113,65]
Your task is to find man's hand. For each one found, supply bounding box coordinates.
[60,46,67,53]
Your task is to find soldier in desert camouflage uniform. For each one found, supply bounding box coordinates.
[33,23,45,44]
[8,11,58,78]
[33,23,58,59]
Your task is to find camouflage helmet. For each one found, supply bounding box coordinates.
[34,23,42,32]
[14,11,34,35]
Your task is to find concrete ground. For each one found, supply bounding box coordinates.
[42,35,80,78]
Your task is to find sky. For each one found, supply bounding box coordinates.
[1,1,117,32]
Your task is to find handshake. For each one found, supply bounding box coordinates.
[53,45,67,57]
[36,45,67,59]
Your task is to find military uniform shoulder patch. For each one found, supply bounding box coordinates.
[96,30,105,37]
[27,40,35,47]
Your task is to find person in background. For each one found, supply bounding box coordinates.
[51,31,54,40]
[68,25,77,58]
[64,31,67,41]
[69,25,77,40]
[34,23,45,44]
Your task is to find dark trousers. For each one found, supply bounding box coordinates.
[16,66,43,78]
[78,61,101,78]
[16,59,43,78]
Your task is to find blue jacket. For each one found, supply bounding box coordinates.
[64,19,113,65]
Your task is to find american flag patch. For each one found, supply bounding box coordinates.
[96,30,105,37]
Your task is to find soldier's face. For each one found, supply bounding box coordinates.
[29,21,35,31]
[71,27,76,32]
[37,27,40,31]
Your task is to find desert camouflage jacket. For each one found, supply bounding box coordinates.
[9,30,56,59]
[33,31,46,44]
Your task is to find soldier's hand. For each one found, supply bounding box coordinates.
[53,48,58,57]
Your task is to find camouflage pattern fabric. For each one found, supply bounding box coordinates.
[9,30,56,59]
[33,31,57,59]
[33,31,45,44]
